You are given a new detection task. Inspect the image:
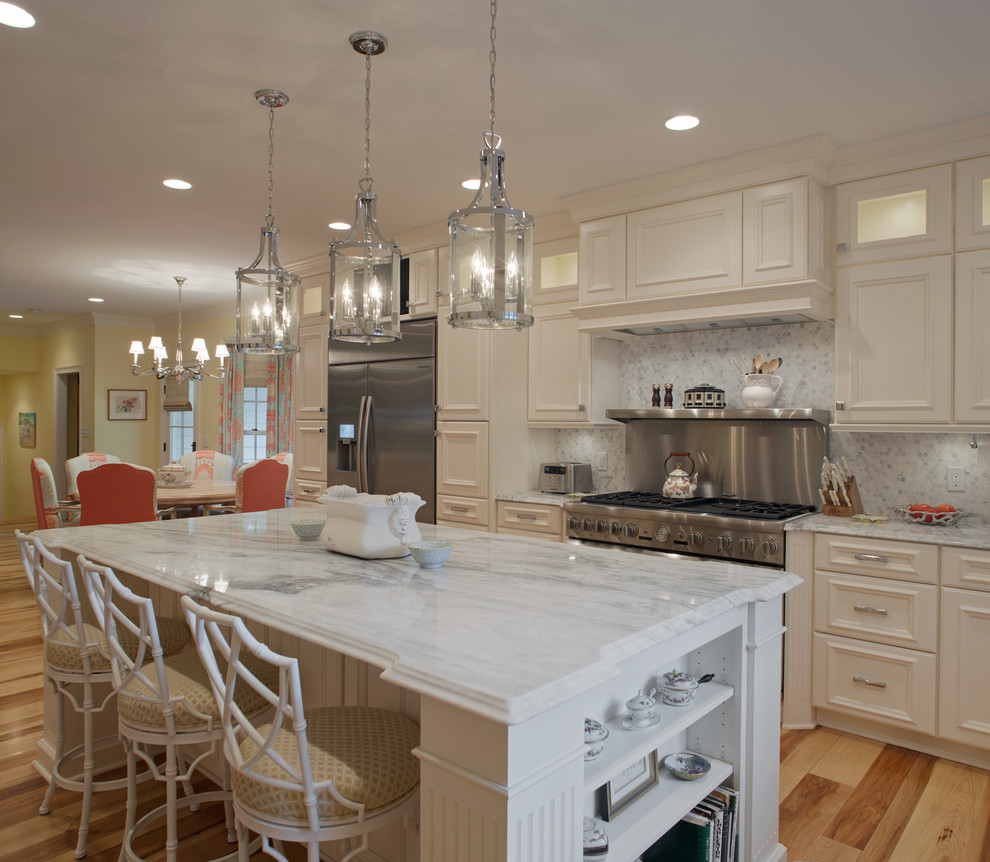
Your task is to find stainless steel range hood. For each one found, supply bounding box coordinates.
[607,407,830,424]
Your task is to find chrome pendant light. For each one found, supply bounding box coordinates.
[448,0,533,330]
[235,89,301,354]
[330,31,401,343]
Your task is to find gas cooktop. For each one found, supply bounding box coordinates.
[575,492,814,521]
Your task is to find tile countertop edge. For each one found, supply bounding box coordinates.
[495,491,576,506]
[785,512,990,550]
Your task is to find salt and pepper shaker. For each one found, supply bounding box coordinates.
[651,384,661,407]
[663,383,674,408]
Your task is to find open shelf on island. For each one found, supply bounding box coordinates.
[584,681,734,791]
[602,752,733,862]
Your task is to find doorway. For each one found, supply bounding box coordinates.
[54,367,81,498]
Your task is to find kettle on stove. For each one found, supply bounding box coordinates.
[662,452,698,499]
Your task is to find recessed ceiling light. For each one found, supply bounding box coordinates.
[88,297,104,303]
[9,313,24,319]
[162,178,193,190]
[328,221,351,231]
[461,178,481,190]
[665,115,700,131]
[0,2,36,28]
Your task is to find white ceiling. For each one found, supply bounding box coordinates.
[3,0,990,329]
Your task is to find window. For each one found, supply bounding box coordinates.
[163,382,196,462]
[242,385,267,462]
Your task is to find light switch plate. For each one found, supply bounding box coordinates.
[594,452,608,471]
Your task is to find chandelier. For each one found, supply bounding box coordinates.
[129,276,228,381]
[448,0,533,330]
[235,89,301,354]
[329,31,401,343]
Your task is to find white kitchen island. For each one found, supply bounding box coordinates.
[36,510,798,862]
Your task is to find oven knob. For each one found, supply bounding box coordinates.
[689,530,704,547]
[582,519,594,532]
[596,520,608,535]
[610,521,622,536]
[624,523,638,538]
[567,516,580,531]
[717,535,733,552]
[739,537,756,553]
[762,538,780,555]
[654,525,671,543]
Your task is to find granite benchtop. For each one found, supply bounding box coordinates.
[785,512,990,551]
[36,510,798,725]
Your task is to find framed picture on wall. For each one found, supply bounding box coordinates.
[18,412,36,448]
[108,389,147,420]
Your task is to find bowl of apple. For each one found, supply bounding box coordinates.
[892,503,967,526]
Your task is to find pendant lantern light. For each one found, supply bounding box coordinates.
[330,31,401,343]
[235,89,301,354]
[448,0,533,330]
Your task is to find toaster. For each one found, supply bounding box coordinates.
[539,462,593,494]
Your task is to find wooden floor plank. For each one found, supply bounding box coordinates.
[780,773,855,861]
[803,834,862,862]
[810,732,885,788]
[779,724,843,801]
[824,743,918,850]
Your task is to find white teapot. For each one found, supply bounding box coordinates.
[662,452,698,499]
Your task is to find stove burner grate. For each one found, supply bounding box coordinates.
[576,492,814,521]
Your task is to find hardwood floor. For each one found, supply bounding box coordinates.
[3,521,990,861]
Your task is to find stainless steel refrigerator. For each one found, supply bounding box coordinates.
[326,319,436,523]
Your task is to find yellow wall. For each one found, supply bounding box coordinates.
[0,333,40,373]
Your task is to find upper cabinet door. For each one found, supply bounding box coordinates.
[955,155,990,252]
[627,192,742,298]
[835,165,952,265]
[437,320,490,420]
[954,249,990,423]
[743,178,826,286]
[405,248,438,318]
[299,270,330,324]
[533,237,579,305]
[294,324,329,421]
[578,214,626,305]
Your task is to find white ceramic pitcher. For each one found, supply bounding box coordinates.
[740,373,782,407]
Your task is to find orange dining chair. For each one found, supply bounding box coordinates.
[272,451,293,495]
[65,452,122,500]
[178,449,236,481]
[77,462,160,526]
[215,458,288,514]
[31,457,80,529]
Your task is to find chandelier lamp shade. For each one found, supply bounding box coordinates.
[235,88,301,354]
[448,0,533,330]
[129,276,228,381]
[329,31,401,343]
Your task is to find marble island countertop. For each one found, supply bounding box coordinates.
[786,511,990,550]
[38,510,798,725]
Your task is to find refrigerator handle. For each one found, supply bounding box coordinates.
[358,394,373,493]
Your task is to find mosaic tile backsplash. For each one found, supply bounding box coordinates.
[553,321,989,518]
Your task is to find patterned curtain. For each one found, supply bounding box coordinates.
[218,350,246,466]
[265,354,294,456]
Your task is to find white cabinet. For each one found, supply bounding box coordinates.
[495,500,563,541]
[627,192,742,298]
[436,421,489,499]
[834,164,952,265]
[293,324,328,422]
[437,322,490,421]
[298,269,330,324]
[834,256,952,424]
[742,177,827,286]
[291,420,327,498]
[404,248,438,318]
[954,250,990,422]
[955,155,990,251]
[533,237,578,305]
[578,214,626,305]
[527,302,620,426]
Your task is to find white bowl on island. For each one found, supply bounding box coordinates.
[407,540,453,569]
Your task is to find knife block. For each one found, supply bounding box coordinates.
[823,475,864,517]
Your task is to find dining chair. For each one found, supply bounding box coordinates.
[221,458,289,514]
[181,595,420,862]
[179,449,236,482]
[65,452,122,500]
[272,451,293,495]
[77,462,162,526]
[31,457,79,529]
[79,557,276,862]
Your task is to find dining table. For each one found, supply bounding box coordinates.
[156,479,237,514]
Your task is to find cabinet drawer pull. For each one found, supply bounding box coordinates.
[450,505,470,513]
[852,675,887,688]
[854,553,889,563]
[853,604,888,616]
[515,513,538,520]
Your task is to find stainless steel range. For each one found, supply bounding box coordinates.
[564,408,829,568]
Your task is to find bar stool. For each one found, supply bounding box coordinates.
[79,556,276,862]
[182,595,420,862]
[14,530,184,859]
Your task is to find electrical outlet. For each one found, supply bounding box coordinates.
[594,452,608,471]
[947,466,966,492]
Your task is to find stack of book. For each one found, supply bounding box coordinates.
[640,785,739,862]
